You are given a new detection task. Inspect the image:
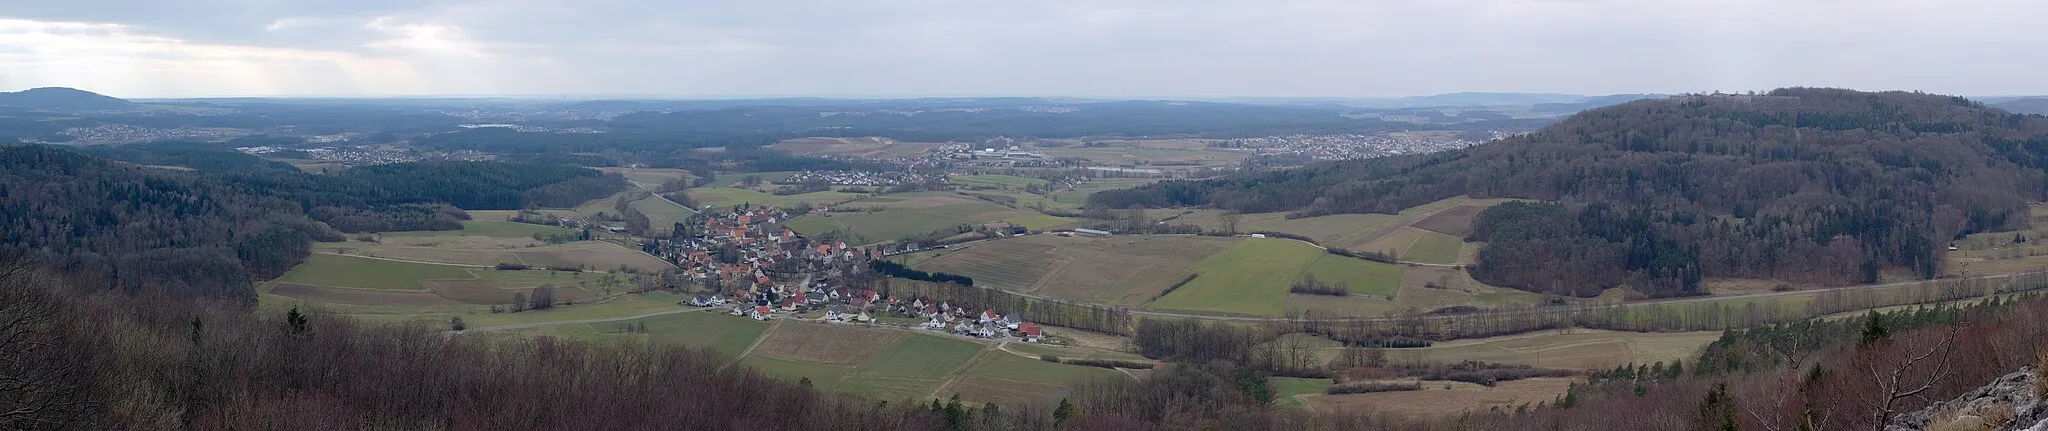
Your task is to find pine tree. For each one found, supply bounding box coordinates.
[1053,398,1076,424]
[285,307,310,335]
[1860,310,1890,344]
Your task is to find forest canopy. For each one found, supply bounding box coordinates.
[0,145,624,300]
[1094,89,2048,296]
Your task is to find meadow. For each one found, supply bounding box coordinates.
[1144,238,1328,316]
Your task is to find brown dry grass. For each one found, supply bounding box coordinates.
[1380,329,1719,370]
[1410,204,1484,237]
[748,322,906,366]
[1927,402,2015,431]
[510,242,671,272]
[2037,349,2047,399]
[270,283,457,306]
[1303,377,1578,417]
[1360,227,1428,258]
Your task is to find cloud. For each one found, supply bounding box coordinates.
[362,16,490,57]
[2,0,2047,97]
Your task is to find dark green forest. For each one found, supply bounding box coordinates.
[0,145,624,301]
[1095,89,2048,297]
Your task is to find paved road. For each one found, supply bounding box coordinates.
[627,177,701,215]
[457,307,713,333]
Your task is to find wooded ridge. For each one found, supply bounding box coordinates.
[1095,88,2048,297]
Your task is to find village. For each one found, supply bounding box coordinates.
[654,204,1048,343]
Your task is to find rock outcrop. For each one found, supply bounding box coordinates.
[1888,368,2045,431]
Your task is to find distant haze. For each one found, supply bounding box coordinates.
[2,0,2046,98]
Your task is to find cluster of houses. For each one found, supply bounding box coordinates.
[687,289,1044,342]
[657,205,879,286]
[781,170,946,187]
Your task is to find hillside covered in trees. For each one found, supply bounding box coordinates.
[1094,89,2048,297]
[0,145,624,300]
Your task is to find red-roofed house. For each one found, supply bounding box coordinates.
[1018,322,1043,341]
[751,306,773,320]
[979,310,999,324]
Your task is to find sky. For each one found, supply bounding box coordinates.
[1,0,2044,99]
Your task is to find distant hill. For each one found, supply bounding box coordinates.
[1994,97,2048,115]
[0,87,133,110]
[1096,88,2048,298]
[1530,94,1671,114]
[1390,92,1586,107]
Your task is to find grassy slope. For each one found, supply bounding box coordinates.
[1303,256,1402,297]
[1403,231,1463,264]
[276,254,476,291]
[383,220,573,238]
[1145,238,1326,316]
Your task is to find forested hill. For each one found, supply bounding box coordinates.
[0,145,626,300]
[1094,88,2048,297]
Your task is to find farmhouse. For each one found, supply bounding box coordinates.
[1018,322,1044,342]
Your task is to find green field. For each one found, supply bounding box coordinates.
[1145,238,1327,316]
[855,335,985,379]
[382,220,573,238]
[1271,377,1333,408]
[275,254,477,291]
[1403,232,1463,264]
[953,174,1049,188]
[641,312,771,356]
[960,352,1118,386]
[629,195,697,225]
[1303,255,1403,297]
[741,356,853,389]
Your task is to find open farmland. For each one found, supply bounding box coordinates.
[787,192,1077,241]
[714,321,1111,404]
[1301,256,1402,297]
[1178,196,1518,252]
[1145,238,1328,316]
[749,322,907,365]
[269,283,458,306]
[1303,378,1579,417]
[914,235,1239,306]
[1283,266,1543,317]
[685,186,860,209]
[1381,329,1719,370]
[276,253,477,291]
[1402,231,1464,265]
[508,241,672,272]
[317,244,523,266]
[952,174,1049,188]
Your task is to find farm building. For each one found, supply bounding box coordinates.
[1074,228,1111,236]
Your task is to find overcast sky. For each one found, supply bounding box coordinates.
[1,0,2043,98]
